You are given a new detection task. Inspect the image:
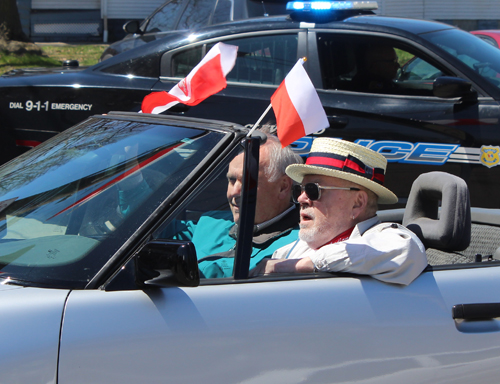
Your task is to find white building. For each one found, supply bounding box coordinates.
[377,0,500,30]
[17,0,500,43]
[19,0,165,42]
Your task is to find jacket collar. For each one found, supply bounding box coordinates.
[351,215,381,238]
[229,204,300,245]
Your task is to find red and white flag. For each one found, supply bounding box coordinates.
[141,42,238,114]
[271,58,329,147]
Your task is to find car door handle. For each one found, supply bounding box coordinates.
[327,115,349,128]
[452,303,500,320]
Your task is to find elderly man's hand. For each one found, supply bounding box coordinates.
[249,257,315,276]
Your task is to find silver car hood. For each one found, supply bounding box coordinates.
[0,284,70,384]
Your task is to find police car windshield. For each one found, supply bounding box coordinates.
[422,28,500,90]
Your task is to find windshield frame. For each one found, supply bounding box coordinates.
[0,113,242,289]
[87,114,245,290]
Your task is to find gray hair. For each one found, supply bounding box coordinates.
[261,133,303,182]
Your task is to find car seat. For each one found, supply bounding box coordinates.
[402,171,471,265]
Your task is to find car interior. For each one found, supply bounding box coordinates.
[158,145,500,276]
[317,35,449,95]
[402,171,472,265]
[381,171,500,268]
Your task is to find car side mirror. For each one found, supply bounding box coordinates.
[123,20,142,35]
[433,76,477,102]
[136,240,200,287]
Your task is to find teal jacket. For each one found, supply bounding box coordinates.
[170,207,300,278]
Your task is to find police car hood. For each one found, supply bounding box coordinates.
[1,66,87,78]
[0,66,102,88]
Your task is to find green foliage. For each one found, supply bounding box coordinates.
[0,51,60,66]
[395,49,414,66]
[0,43,107,75]
[41,44,108,66]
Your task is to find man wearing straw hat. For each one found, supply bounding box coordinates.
[251,138,427,285]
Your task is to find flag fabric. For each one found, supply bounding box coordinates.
[271,59,329,147]
[141,42,238,114]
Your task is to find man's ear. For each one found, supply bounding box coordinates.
[278,176,293,198]
[352,189,368,213]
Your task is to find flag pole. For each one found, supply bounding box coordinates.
[246,103,272,137]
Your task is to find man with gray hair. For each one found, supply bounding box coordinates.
[180,133,303,278]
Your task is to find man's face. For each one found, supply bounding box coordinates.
[368,47,400,81]
[226,146,287,224]
[297,174,359,249]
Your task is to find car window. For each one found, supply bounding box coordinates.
[212,0,287,24]
[170,34,298,85]
[177,0,218,30]
[144,0,187,33]
[221,35,298,85]
[98,50,162,77]
[172,46,204,77]
[153,138,300,280]
[0,117,225,288]
[397,54,443,82]
[153,145,241,278]
[317,33,449,96]
[212,0,233,24]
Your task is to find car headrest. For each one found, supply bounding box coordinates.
[402,171,471,251]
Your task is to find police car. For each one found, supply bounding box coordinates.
[100,0,288,60]
[2,0,500,208]
[1,110,500,383]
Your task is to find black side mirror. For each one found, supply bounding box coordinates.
[433,76,477,102]
[136,240,200,287]
[123,20,142,35]
[63,60,79,68]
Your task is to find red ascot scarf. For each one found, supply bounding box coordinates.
[320,227,355,248]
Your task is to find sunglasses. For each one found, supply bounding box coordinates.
[292,183,360,203]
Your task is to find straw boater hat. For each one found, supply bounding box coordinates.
[286,138,398,204]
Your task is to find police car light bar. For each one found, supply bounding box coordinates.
[286,1,378,12]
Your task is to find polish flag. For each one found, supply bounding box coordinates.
[141,42,238,114]
[271,59,329,147]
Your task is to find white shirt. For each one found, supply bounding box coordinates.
[272,216,427,285]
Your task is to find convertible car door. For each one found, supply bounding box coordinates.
[0,286,69,383]
[57,265,500,384]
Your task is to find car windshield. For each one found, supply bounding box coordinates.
[0,116,225,288]
[422,28,500,89]
[144,0,185,33]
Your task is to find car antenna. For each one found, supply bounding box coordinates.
[261,1,269,16]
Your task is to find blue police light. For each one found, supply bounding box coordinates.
[289,1,305,9]
[312,2,332,10]
[286,0,378,13]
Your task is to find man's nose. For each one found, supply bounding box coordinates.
[297,190,311,204]
[229,180,242,196]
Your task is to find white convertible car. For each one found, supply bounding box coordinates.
[1,112,499,383]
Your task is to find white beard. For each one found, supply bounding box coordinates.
[299,217,331,247]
